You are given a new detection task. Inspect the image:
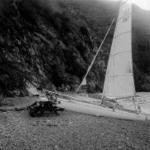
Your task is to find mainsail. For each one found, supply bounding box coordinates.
[103,1,135,99]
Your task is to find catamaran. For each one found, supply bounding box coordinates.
[49,0,150,120]
[77,0,139,109]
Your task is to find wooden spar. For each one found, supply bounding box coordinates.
[76,18,115,92]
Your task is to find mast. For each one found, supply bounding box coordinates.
[76,18,115,92]
[102,0,135,99]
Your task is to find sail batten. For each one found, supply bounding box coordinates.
[103,1,135,99]
[106,73,133,77]
[110,50,131,56]
[114,30,131,38]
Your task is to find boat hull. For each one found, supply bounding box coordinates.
[58,98,150,121]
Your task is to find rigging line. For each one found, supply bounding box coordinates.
[76,17,115,93]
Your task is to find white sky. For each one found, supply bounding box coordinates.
[102,0,150,10]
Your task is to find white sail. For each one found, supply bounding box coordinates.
[81,78,87,86]
[103,1,135,99]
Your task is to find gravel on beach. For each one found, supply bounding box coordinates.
[0,108,149,150]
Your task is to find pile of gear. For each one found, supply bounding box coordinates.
[27,90,64,117]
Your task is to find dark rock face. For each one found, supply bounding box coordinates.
[132,5,150,91]
[0,0,150,96]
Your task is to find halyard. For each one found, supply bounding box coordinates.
[0,97,149,150]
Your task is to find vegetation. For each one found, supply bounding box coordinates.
[0,0,150,98]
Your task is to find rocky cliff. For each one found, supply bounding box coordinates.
[0,0,150,96]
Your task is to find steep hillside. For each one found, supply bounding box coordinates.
[0,0,150,97]
[133,5,150,91]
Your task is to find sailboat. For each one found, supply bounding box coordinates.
[78,0,136,104]
[101,0,142,113]
[56,0,150,120]
[74,0,143,112]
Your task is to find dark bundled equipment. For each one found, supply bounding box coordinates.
[27,91,64,117]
